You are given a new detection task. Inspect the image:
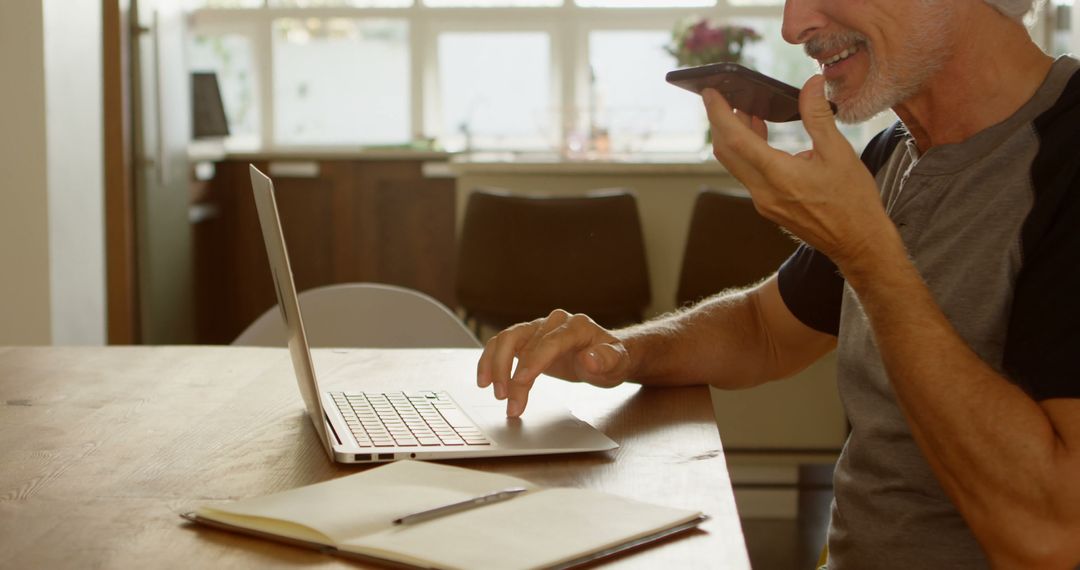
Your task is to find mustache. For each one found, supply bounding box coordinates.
[804,31,868,59]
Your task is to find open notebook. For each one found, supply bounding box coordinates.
[182,461,707,569]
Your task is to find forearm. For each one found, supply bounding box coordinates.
[615,279,823,390]
[842,235,1077,566]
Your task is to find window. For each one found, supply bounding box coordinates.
[588,30,698,152]
[272,18,411,146]
[425,0,560,7]
[186,2,1065,153]
[184,0,263,8]
[271,0,413,6]
[187,32,261,146]
[1049,0,1074,57]
[576,0,713,7]
[436,31,553,151]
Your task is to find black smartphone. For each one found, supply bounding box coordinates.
[665,62,833,123]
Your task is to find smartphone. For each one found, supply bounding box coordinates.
[665,62,834,123]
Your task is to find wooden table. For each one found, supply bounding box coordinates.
[0,346,749,569]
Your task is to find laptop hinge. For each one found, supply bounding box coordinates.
[323,412,343,446]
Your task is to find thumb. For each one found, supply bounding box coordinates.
[799,75,844,153]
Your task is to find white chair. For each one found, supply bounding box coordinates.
[232,283,480,348]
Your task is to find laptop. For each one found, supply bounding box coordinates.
[248,164,618,464]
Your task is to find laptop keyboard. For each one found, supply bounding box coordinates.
[330,391,490,448]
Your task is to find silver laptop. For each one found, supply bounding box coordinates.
[248,164,618,464]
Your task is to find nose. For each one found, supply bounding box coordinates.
[782,0,827,45]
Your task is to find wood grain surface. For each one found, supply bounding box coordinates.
[0,346,748,569]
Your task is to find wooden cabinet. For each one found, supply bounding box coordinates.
[193,158,456,344]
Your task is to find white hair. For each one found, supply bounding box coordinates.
[984,0,1038,21]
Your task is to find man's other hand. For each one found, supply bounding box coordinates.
[476,309,629,418]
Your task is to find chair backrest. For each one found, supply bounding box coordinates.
[676,188,797,307]
[456,188,651,331]
[232,282,480,348]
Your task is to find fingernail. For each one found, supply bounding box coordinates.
[507,401,522,417]
[494,383,506,400]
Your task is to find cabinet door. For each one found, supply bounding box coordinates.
[193,159,456,344]
[347,161,457,307]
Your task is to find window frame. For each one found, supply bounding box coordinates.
[187,1,1070,151]
[189,1,793,150]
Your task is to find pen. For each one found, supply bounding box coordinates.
[393,487,529,525]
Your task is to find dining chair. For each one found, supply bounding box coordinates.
[456,188,651,334]
[232,282,480,348]
[676,187,797,307]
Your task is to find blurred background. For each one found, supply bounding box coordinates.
[1,1,1076,567]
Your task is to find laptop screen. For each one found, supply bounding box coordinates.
[248,164,333,454]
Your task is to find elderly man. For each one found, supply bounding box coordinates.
[476,0,1079,567]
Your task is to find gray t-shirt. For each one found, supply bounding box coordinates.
[777,56,1080,568]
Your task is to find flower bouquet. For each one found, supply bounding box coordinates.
[665,18,762,68]
[666,18,762,147]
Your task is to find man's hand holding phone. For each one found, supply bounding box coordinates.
[697,73,894,277]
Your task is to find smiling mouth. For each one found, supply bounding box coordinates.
[820,42,863,69]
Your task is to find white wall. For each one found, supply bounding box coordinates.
[0,2,52,345]
[0,1,105,346]
[1074,0,1080,52]
[43,0,106,345]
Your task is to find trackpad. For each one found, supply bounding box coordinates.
[468,404,618,453]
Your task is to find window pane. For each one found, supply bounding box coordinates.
[577,0,713,7]
[424,0,560,7]
[273,18,411,146]
[589,29,701,152]
[270,0,413,7]
[1051,0,1074,57]
[184,0,264,9]
[437,32,551,151]
[187,33,261,146]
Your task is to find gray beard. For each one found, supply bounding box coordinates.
[813,5,954,124]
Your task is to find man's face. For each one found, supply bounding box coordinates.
[782,0,956,123]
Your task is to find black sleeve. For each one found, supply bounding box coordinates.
[777,244,844,335]
[1003,81,1080,400]
[775,121,905,336]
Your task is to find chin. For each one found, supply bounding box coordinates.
[828,81,895,124]
[835,101,878,124]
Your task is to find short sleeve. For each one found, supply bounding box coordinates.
[777,244,844,336]
[1003,101,1080,400]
